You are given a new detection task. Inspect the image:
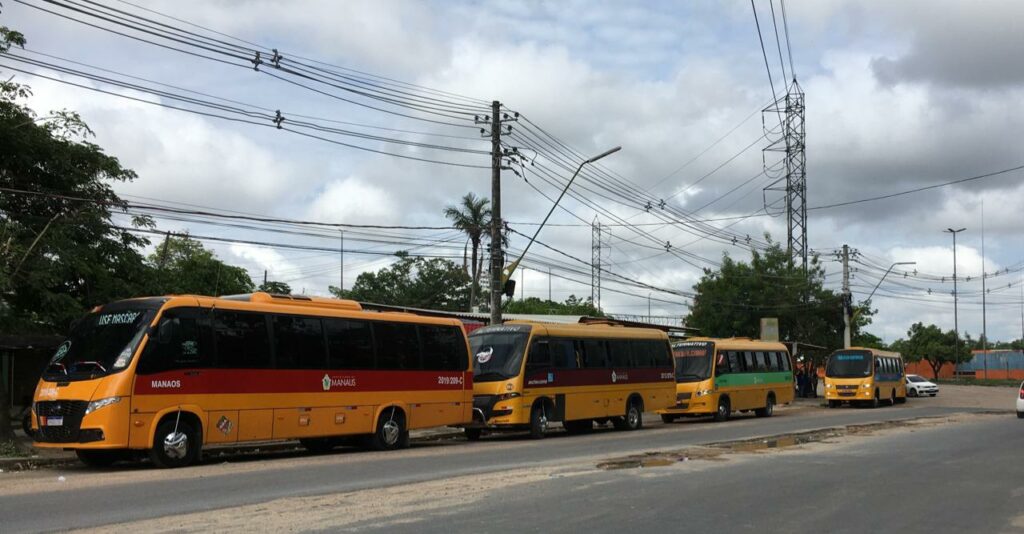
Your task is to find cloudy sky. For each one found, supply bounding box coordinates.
[5,0,1024,343]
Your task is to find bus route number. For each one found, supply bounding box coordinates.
[438,375,464,386]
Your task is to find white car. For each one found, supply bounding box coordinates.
[905,374,938,397]
[1016,380,1023,419]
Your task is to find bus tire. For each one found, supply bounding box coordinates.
[149,416,201,469]
[300,438,339,454]
[76,449,123,468]
[464,428,482,441]
[369,408,409,451]
[660,414,677,424]
[713,396,731,422]
[755,394,775,417]
[613,397,643,431]
[529,403,549,439]
[870,390,880,409]
[889,389,897,406]
[563,419,593,434]
[828,400,841,409]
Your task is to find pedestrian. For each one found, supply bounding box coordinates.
[795,369,806,398]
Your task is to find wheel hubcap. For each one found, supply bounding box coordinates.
[382,420,400,445]
[628,408,639,426]
[538,414,548,433]
[163,431,188,459]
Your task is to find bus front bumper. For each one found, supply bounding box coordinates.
[658,393,715,416]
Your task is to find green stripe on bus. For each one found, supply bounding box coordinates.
[714,372,792,388]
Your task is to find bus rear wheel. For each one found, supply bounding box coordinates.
[368,408,409,451]
[613,398,643,431]
[464,428,483,441]
[755,394,775,417]
[149,417,201,469]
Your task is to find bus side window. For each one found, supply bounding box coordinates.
[608,340,632,368]
[325,318,375,369]
[654,340,673,367]
[582,340,608,368]
[138,307,212,374]
[272,315,326,370]
[374,322,421,370]
[420,325,466,371]
[779,352,792,371]
[728,351,743,373]
[549,338,577,370]
[742,351,755,373]
[213,311,272,369]
[526,338,552,371]
[715,351,730,376]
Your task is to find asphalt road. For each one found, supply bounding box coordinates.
[0,399,1016,533]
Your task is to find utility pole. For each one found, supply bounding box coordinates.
[981,201,988,379]
[945,227,966,370]
[841,244,851,349]
[488,100,503,325]
[648,293,652,323]
[592,218,602,309]
[762,79,807,273]
[263,269,268,286]
[339,230,344,296]
[548,267,552,302]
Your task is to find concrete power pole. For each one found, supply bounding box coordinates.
[842,244,851,349]
[488,100,504,325]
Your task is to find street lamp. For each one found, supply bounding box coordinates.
[864,261,917,305]
[501,146,621,289]
[945,227,966,370]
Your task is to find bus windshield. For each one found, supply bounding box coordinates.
[673,341,713,382]
[826,351,872,378]
[469,327,530,382]
[44,308,155,381]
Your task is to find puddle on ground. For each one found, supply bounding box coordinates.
[596,417,931,471]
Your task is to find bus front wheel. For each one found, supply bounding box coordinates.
[464,428,482,441]
[529,404,549,439]
[713,397,731,422]
[660,414,677,424]
[149,417,201,468]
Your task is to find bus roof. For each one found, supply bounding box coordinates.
[501,320,668,340]
[679,337,789,352]
[838,346,903,358]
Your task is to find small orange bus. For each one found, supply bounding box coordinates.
[31,292,473,468]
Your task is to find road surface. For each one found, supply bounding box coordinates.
[1,389,1019,533]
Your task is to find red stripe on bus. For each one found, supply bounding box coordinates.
[133,369,472,395]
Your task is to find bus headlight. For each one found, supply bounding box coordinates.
[695,389,712,397]
[85,396,121,415]
[825,383,834,389]
[862,383,873,388]
[497,392,522,401]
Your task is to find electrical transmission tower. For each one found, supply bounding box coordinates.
[591,218,610,310]
[762,79,807,271]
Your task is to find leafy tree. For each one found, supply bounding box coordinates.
[329,252,470,310]
[443,192,491,311]
[852,331,888,350]
[148,235,253,296]
[504,295,604,316]
[258,280,292,294]
[685,240,871,370]
[898,322,970,379]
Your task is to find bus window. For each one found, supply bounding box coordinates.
[582,339,608,368]
[549,338,577,369]
[213,311,272,369]
[419,325,465,371]
[608,340,633,368]
[324,318,375,369]
[273,315,326,369]
[742,351,755,372]
[653,340,673,367]
[526,338,552,371]
[374,322,421,370]
[764,351,779,371]
[777,352,792,371]
[138,308,213,374]
[714,351,729,375]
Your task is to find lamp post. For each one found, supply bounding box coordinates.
[945,227,966,370]
[853,262,916,339]
[501,146,621,285]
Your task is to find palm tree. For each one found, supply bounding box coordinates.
[444,192,491,311]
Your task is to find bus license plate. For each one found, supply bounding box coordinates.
[44,416,63,427]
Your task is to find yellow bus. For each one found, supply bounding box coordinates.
[824,347,906,408]
[464,322,676,439]
[658,338,795,422]
[31,292,473,468]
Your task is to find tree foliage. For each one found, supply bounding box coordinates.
[329,252,470,310]
[148,235,253,296]
[891,322,969,379]
[258,280,292,294]
[443,192,491,311]
[685,241,872,365]
[504,295,604,316]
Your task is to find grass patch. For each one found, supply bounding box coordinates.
[0,439,27,458]
[935,378,1022,387]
